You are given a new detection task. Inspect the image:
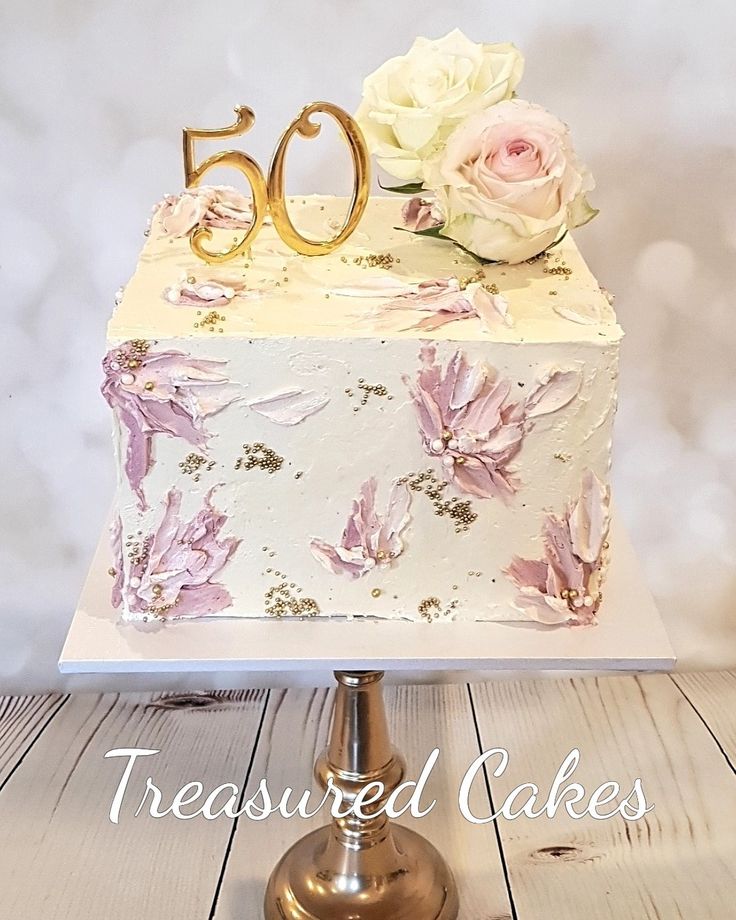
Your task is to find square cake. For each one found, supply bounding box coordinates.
[103,195,621,626]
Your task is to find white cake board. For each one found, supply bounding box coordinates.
[59,514,675,676]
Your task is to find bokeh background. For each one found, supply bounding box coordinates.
[1,0,734,692]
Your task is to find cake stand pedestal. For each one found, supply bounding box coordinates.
[264,669,457,920]
[60,517,674,920]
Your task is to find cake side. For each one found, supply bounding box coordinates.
[105,200,620,626]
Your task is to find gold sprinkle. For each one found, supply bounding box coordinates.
[371,588,381,598]
[235,442,284,474]
[351,252,394,269]
[179,453,208,476]
[264,580,321,618]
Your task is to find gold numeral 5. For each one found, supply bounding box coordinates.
[182,106,268,263]
[181,102,370,262]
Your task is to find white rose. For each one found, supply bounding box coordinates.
[425,99,597,263]
[356,29,523,183]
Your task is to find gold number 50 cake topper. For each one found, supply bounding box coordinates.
[182,102,370,262]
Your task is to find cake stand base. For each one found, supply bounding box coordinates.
[263,670,459,920]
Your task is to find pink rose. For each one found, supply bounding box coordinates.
[425,99,597,263]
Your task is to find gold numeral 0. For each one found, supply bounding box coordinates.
[181,102,370,262]
[268,102,370,256]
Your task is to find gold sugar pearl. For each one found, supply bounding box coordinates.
[236,442,284,474]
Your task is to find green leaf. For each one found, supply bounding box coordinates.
[378,180,425,195]
[393,226,502,264]
[544,229,569,252]
[394,224,445,239]
[444,236,502,265]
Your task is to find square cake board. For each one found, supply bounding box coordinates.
[59,510,676,677]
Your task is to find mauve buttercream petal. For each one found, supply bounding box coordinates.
[569,469,610,564]
[513,586,572,625]
[543,515,585,594]
[171,582,233,619]
[505,556,549,593]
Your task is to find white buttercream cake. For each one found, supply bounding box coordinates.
[103,194,621,627]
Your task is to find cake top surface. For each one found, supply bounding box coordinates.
[109,196,621,346]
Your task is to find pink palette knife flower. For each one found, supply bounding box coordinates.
[404,345,582,500]
[153,185,254,238]
[505,469,611,626]
[111,487,240,620]
[101,340,241,508]
[310,477,411,579]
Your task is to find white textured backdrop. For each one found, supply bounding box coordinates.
[1,1,734,692]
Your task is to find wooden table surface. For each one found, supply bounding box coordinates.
[0,671,734,919]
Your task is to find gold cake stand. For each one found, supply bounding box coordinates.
[263,670,458,920]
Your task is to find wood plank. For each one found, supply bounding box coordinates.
[390,684,513,920]
[0,690,267,920]
[213,683,513,920]
[672,671,736,768]
[0,694,66,788]
[211,687,333,918]
[471,674,736,919]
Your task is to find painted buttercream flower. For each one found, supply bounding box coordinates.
[404,344,525,500]
[386,277,511,332]
[101,340,241,508]
[163,276,244,307]
[310,477,411,579]
[356,30,523,182]
[402,197,444,232]
[423,99,597,263]
[404,345,582,500]
[111,488,240,620]
[505,470,611,626]
[330,274,511,332]
[153,185,253,238]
